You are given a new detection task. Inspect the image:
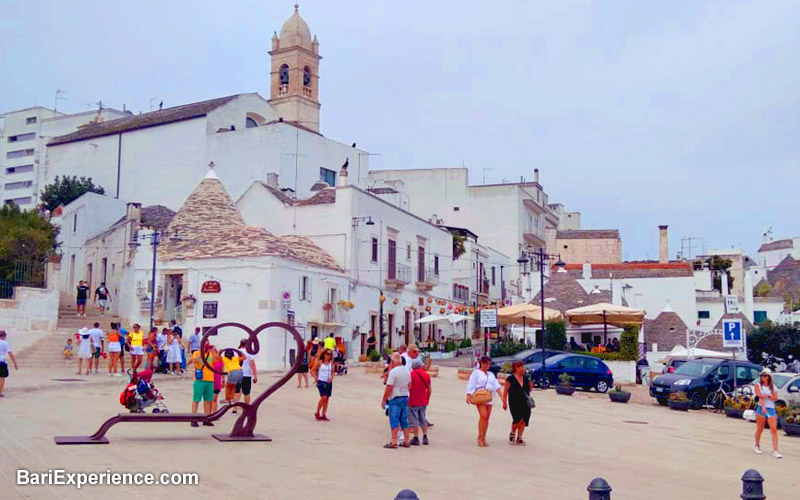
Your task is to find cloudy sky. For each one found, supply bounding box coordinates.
[2,0,798,261]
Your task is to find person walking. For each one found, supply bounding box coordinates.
[116,323,128,373]
[381,352,412,448]
[187,327,201,355]
[145,328,158,371]
[408,358,431,446]
[94,282,111,316]
[75,280,89,317]
[87,322,104,374]
[76,328,92,375]
[466,355,505,447]
[222,351,243,411]
[127,324,145,373]
[170,320,186,373]
[366,331,377,355]
[297,340,311,388]
[157,328,170,373]
[323,333,336,352]
[0,330,19,397]
[191,345,218,427]
[211,354,224,413]
[754,368,782,458]
[166,331,182,375]
[502,360,532,445]
[312,348,336,421]
[106,326,122,377]
[238,340,258,404]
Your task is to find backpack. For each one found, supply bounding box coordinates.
[120,384,137,408]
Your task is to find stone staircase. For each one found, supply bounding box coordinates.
[15,307,121,368]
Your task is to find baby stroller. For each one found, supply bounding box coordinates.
[120,369,169,413]
[334,349,347,375]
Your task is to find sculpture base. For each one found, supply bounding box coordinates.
[54,436,109,445]
[212,433,272,442]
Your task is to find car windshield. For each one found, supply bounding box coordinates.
[673,360,717,377]
[512,349,536,360]
[773,374,792,389]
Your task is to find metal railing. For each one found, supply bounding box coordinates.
[0,259,47,299]
[392,469,768,499]
[387,262,411,284]
[417,268,438,285]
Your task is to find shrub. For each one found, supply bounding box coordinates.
[544,320,567,350]
[500,361,513,374]
[580,351,622,361]
[489,336,527,357]
[368,350,381,362]
[611,384,629,394]
[459,338,472,348]
[443,339,457,353]
[620,326,638,361]
[558,372,574,387]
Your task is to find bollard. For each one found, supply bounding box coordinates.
[741,469,766,500]
[394,489,420,500]
[587,477,612,500]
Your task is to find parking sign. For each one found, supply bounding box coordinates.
[722,319,743,348]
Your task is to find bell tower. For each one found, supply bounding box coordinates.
[269,4,321,132]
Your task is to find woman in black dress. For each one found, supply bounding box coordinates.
[502,360,532,445]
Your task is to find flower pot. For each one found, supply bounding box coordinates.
[555,385,575,396]
[425,366,439,378]
[609,391,631,403]
[782,420,800,436]
[723,407,744,419]
[358,355,370,362]
[364,362,384,374]
[668,400,692,411]
[457,368,472,381]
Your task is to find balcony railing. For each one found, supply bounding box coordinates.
[478,279,490,296]
[387,262,411,284]
[302,86,312,98]
[279,84,289,96]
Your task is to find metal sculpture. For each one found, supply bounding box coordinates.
[55,321,304,445]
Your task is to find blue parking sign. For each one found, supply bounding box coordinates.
[723,319,743,348]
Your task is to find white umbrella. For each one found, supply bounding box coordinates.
[414,314,448,325]
[446,313,473,324]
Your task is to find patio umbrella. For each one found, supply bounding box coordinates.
[497,303,563,344]
[414,314,448,325]
[565,302,645,346]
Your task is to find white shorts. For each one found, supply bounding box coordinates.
[130,346,144,356]
[108,343,121,353]
[99,299,109,309]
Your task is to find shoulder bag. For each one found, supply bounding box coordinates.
[523,375,535,409]
[469,371,492,405]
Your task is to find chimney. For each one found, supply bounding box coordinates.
[721,272,729,297]
[744,271,754,321]
[658,225,669,263]
[338,165,349,186]
[126,202,141,223]
[265,172,279,189]
[582,261,592,279]
[533,168,540,183]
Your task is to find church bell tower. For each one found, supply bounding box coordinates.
[269,4,321,132]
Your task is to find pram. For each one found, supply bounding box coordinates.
[334,349,347,375]
[119,369,169,413]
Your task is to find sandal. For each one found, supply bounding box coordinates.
[383,443,398,449]
[516,438,526,446]
[509,432,515,443]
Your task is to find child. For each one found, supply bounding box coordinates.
[63,338,74,360]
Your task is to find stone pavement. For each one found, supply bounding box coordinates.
[1,366,797,500]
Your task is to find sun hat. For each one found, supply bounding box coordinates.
[760,368,772,375]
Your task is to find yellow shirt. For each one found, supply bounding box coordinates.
[192,351,215,382]
[222,356,241,373]
[130,331,144,347]
[323,337,336,351]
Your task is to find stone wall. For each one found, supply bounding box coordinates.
[0,262,60,344]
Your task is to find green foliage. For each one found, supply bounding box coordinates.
[747,324,800,368]
[368,350,381,362]
[422,341,439,352]
[443,339,457,353]
[558,372,574,387]
[620,326,638,361]
[451,233,466,260]
[459,338,472,348]
[39,175,104,212]
[489,336,528,357]
[500,361,513,374]
[0,204,58,281]
[382,346,393,357]
[611,384,629,394]
[753,280,772,298]
[544,320,567,350]
[581,351,623,361]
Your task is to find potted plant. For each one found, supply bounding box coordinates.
[779,405,800,436]
[723,395,751,419]
[457,367,473,381]
[421,352,439,378]
[555,373,575,395]
[363,350,384,374]
[496,362,512,382]
[668,391,692,411]
[608,385,631,403]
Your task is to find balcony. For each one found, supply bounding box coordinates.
[385,262,411,291]
[416,268,439,292]
[279,84,289,96]
[302,86,312,99]
[477,279,490,298]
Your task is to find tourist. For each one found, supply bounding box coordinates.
[569,337,581,351]
[309,338,322,372]
[170,320,186,373]
[87,322,104,374]
[76,328,92,375]
[63,338,74,360]
[612,337,620,352]
[170,319,183,338]
[312,348,335,421]
[93,282,111,316]
[502,360,532,445]
[408,358,431,446]
[399,344,412,371]
[239,339,258,404]
[223,350,243,411]
[75,280,89,317]
[324,333,336,351]
[466,355,504,447]
[191,345,217,427]
[754,368,782,459]
[157,328,170,372]
[0,330,19,397]
[366,331,377,354]
[297,340,311,388]
[166,330,183,375]
[128,324,144,373]
[145,328,158,371]
[188,327,201,354]
[381,352,412,448]
[116,323,128,373]
[106,325,122,377]
[211,353,224,413]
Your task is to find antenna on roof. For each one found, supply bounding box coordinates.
[54,88,66,113]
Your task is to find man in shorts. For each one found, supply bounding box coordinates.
[408,358,432,445]
[381,352,412,448]
[191,346,217,427]
[94,282,111,316]
[87,322,105,374]
[75,280,89,317]
[0,330,19,397]
[238,339,258,404]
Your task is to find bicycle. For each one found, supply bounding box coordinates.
[705,383,753,413]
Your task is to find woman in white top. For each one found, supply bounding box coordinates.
[165,333,183,375]
[76,328,93,375]
[754,368,782,458]
[466,355,506,447]
[312,348,336,421]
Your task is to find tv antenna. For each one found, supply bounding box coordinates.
[54,89,66,113]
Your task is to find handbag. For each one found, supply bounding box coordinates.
[524,376,535,409]
[469,371,492,405]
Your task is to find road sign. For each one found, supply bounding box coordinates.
[722,319,743,348]
[724,295,739,314]
[281,291,292,310]
[480,308,497,328]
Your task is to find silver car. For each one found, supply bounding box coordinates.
[739,372,800,406]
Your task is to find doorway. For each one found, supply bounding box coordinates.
[165,274,183,322]
[404,310,411,345]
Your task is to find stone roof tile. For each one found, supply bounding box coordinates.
[556,229,620,240]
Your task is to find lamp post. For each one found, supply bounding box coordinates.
[130,229,182,330]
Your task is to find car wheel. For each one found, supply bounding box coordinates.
[536,374,550,389]
[595,379,609,393]
[689,391,704,409]
[656,397,668,406]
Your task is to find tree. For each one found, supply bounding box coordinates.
[544,320,567,350]
[747,323,800,368]
[620,325,639,361]
[39,175,105,212]
[0,203,58,282]
[753,280,772,298]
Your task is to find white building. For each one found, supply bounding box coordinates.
[42,7,371,212]
[0,106,126,208]
[757,228,799,269]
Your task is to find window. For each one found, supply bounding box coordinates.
[585,358,601,370]
[279,64,290,85]
[245,117,258,128]
[698,310,710,319]
[453,206,460,211]
[561,357,584,369]
[320,167,336,186]
[299,275,311,301]
[581,332,592,344]
[788,379,800,394]
[6,148,34,159]
[26,116,36,124]
[73,213,78,233]
[4,181,32,190]
[406,243,411,261]
[434,255,439,275]
[563,245,568,249]
[4,197,31,206]
[6,164,33,175]
[491,267,496,285]
[387,239,397,279]
[303,66,311,87]
[754,311,767,324]
[371,238,378,263]
[8,132,35,143]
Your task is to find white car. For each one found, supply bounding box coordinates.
[739,372,800,407]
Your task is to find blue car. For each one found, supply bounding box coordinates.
[528,353,614,393]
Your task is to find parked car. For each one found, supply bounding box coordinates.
[528,353,614,393]
[662,358,689,374]
[649,358,762,408]
[738,372,800,407]
[489,348,565,375]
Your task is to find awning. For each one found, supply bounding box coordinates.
[415,314,472,325]
[497,303,562,325]
[565,302,645,327]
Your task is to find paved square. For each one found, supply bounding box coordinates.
[1,367,797,499]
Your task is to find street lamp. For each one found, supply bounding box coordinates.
[351,216,375,227]
[130,229,182,330]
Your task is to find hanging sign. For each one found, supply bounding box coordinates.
[201,280,221,293]
[480,309,497,328]
[724,295,739,314]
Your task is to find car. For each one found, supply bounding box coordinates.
[662,358,689,374]
[649,358,762,409]
[528,353,614,393]
[489,348,565,375]
[738,372,800,407]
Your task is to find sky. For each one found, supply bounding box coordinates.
[2,0,798,261]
